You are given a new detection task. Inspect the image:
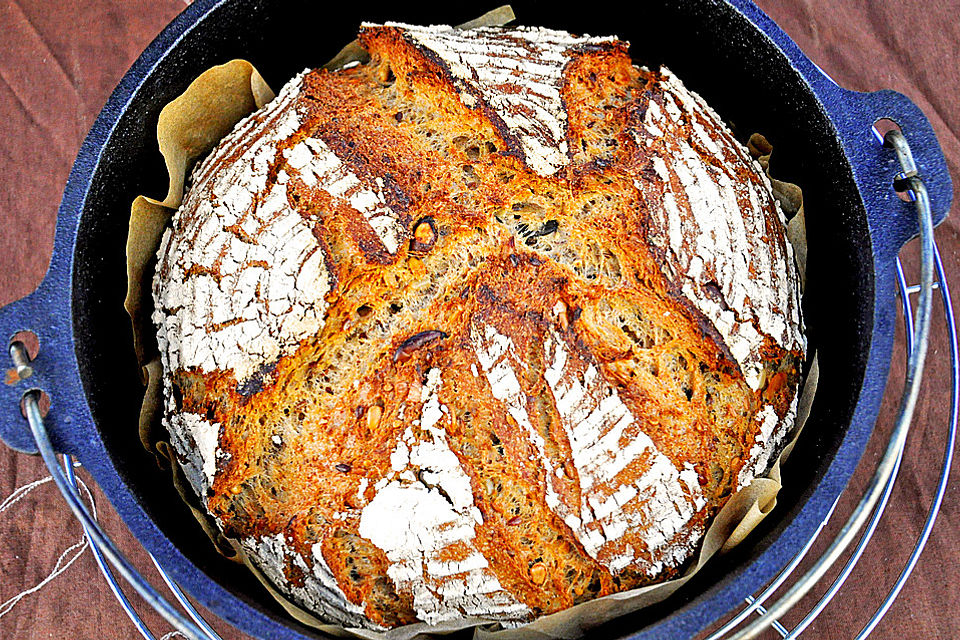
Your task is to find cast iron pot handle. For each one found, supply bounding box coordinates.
[835,87,953,254]
[0,274,92,458]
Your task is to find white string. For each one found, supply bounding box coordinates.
[160,632,188,640]
[0,476,53,512]
[0,462,83,514]
[0,467,97,618]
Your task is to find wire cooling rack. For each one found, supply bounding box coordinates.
[7,126,957,640]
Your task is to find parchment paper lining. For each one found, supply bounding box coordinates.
[124,9,814,638]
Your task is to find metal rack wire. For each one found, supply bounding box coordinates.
[8,127,957,640]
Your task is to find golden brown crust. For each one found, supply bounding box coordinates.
[153,24,803,630]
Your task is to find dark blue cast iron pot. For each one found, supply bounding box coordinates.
[0,0,952,638]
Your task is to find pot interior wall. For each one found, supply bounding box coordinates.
[70,0,873,637]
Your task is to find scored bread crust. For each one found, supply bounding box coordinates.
[152,23,804,629]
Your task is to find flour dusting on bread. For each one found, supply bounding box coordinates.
[367,23,615,176]
[152,72,333,384]
[359,371,532,624]
[639,68,803,391]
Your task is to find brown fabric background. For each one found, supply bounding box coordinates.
[0,1,957,638]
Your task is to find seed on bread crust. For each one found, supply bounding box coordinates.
[393,330,448,362]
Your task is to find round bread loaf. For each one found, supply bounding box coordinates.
[152,22,804,630]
